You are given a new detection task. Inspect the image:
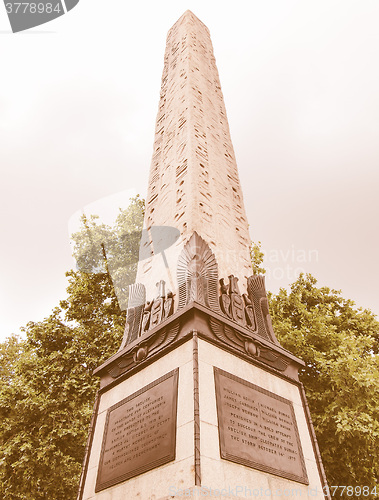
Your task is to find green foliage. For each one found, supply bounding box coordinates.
[0,312,90,499]
[269,273,379,488]
[70,194,144,310]
[0,334,24,385]
[250,240,266,275]
[0,197,143,499]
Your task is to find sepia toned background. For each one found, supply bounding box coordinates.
[1,0,378,341]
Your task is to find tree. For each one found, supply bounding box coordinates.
[0,197,143,499]
[250,241,266,275]
[269,274,379,489]
[70,194,144,311]
[0,311,89,499]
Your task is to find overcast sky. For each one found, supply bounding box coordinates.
[1,0,378,342]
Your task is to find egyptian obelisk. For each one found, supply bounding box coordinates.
[77,11,329,500]
[135,10,252,303]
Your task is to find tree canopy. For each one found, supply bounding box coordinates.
[0,196,143,499]
[270,273,379,488]
[0,211,378,498]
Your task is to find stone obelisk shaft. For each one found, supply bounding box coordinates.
[137,10,252,299]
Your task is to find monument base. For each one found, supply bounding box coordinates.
[78,304,327,500]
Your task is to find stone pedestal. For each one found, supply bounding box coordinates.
[77,302,328,500]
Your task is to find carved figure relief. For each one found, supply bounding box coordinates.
[145,280,175,332]
[228,275,245,326]
[150,298,164,329]
[219,278,231,318]
[243,293,256,330]
[261,296,277,342]
[119,280,176,350]
[119,283,146,350]
[164,291,174,318]
[217,273,279,346]
[177,232,219,311]
[219,276,255,331]
[141,301,152,333]
[149,280,166,330]
[246,275,280,345]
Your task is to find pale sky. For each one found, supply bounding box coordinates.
[1,0,378,342]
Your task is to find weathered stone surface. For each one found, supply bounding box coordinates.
[136,10,252,301]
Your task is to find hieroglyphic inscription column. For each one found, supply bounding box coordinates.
[136,10,252,299]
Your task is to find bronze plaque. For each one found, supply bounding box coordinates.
[95,369,179,492]
[214,368,308,484]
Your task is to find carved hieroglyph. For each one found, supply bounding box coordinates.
[135,10,252,300]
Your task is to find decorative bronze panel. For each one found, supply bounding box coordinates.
[214,368,308,485]
[95,369,179,492]
[177,231,219,311]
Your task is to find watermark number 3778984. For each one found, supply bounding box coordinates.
[3,0,79,32]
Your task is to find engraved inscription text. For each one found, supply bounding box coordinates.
[96,369,178,492]
[214,368,308,484]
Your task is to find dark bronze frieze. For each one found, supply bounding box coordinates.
[119,231,282,354]
[177,231,220,311]
[95,300,303,390]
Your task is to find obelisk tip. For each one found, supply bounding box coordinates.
[171,10,209,30]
